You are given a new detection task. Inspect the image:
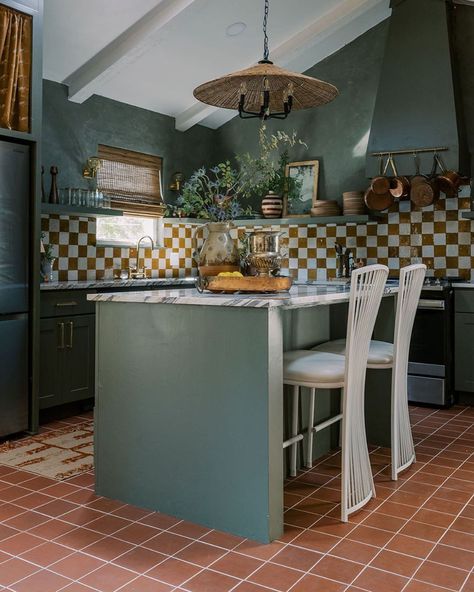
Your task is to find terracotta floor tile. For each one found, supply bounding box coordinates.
[283,508,320,528]
[146,558,201,586]
[0,558,39,586]
[1,470,37,485]
[84,514,131,535]
[138,512,181,530]
[234,539,284,561]
[0,524,20,541]
[86,497,124,513]
[49,551,105,579]
[169,521,210,539]
[232,582,276,592]
[362,512,407,532]
[20,541,73,567]
[60,507,104,527]
[143,531,193,555]
[311,554,364,583]
[14,492,52,510]
[386,534,435,559]
[113,522,158,545]
[35,499,78,518]
[0,486,31,502]
[40,483,80,499]
[370,549,422,577]
[271,544,322,571]
[451,516,474,534]
[0,532,44,555]
[56,584,99,592]
[330,539,380,564]
[290,574,346,592]
[0,502,23,521]
[111,547,165,573]
[440,530,474,552]
[399,519,446,542]
[5,510,51,531]
[79,563,137,591]
[428,543,474,571]
[63,490,98,505]
[175,541,227,567]
[10,569,71,592]
[183,569,239,592]
[248,562,303,591]
[415,560,469,591]
[310,515,357,537]
[461,572,474,592]
[199,530,244,550]
[377,501,418,520]
[435,488,472,504]
[353,566,409,592]
[118,575,174,591]
[210,551,263,578]
[413,508,456,528]
[54,526,105,550]
[347,524,394,547]
[112,505,151,521]
[28,519,76,541]
[292,529,340,553]
[423,497,465,516]
[82,536,134,561]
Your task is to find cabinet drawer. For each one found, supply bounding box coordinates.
[455,290,474,313]
[40,290,96,318]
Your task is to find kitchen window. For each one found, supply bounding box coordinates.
[95,144,165,247]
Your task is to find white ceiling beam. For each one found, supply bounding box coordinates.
[64,0,198,104]
[175,0,390,131]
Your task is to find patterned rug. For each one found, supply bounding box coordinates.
[0,421,94,480]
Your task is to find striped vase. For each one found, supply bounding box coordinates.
[261,191,283,219]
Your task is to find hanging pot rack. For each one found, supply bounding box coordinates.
[371,146,448,157]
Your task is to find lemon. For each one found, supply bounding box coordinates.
[218,271,243,277]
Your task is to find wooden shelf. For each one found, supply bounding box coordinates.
[462,212,474,220]
[41,203,123,218]
[163,214,378,226]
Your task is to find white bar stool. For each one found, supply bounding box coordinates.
[313,263,426,480]
[283,264,389,522]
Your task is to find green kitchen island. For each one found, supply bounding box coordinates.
[88,283,397,543]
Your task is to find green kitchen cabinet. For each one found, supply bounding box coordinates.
[454,290,474,393]
[39,314,95,409]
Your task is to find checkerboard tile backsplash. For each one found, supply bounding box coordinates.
[42,192,474,282]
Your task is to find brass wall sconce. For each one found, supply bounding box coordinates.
[169,171,184,192]
[83,156,101,178]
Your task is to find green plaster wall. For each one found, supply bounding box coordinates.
[42,80,218,195]
[214,20,390,203]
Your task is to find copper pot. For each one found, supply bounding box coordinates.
[410,153,436,207]
[370,156,391,195]
[364,186,394,211]
[435,154,460,198]
[388,155,410,200]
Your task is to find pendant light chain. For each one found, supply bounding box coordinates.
[263,0,269,61]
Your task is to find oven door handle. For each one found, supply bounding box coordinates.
[417,299,445,310]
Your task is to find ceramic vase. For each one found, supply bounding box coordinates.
[195,222,240,277]
[261,191,283,218]
[40,257,55,282]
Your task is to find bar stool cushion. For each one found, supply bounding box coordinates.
[284,350,345,385]
[312,338,394,367]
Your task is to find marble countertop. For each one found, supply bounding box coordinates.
[40,277,197,291]
[87,284,398,310]
[453,282,474,289]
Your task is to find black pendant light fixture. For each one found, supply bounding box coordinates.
[193,0,339,121]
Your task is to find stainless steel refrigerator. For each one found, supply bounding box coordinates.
[0,139,29,437]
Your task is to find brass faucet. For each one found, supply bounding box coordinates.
[130,235,154,279]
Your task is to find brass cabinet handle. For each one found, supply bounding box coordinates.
[58,322,65,349]
[67,321,73,348]
[55,301,78,308]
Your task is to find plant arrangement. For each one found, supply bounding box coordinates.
[171,161,253,222]
[40,232,56,282]
[237,124,308,204]
[170,125,308,221]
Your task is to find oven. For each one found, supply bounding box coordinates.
[407,282,454,407]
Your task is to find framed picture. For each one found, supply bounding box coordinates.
[285,160,320,214]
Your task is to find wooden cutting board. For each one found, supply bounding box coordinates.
[201,275,292,294]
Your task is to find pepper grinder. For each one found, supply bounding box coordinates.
[49,166,59,204]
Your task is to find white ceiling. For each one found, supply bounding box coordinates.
[43,0,391,131]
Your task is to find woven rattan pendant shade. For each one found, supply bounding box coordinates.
[194,61,338,112]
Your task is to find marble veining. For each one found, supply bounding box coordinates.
[40,277,197,291]
[88,284,398,310]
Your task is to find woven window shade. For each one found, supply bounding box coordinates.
[97,145,165,217]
